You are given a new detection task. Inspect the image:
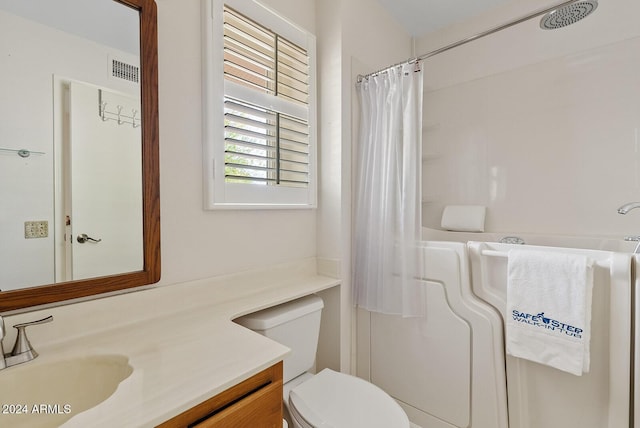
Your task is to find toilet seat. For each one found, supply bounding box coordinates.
[288,369,409,428]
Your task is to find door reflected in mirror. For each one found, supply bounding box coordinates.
[60,81,143,282]
[0,0,151,294]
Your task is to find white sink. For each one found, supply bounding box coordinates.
[0,354,133,427]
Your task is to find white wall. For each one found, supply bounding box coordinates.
[315,0,412,374]
[1,0,318,293]
[417,0,640,238]
[154,2,409,373]
[155,0,317,287]
[1,0,410,385]
[315,0,411,267]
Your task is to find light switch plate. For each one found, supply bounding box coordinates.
[25,221,48,239]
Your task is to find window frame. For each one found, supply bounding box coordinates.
[202,0,317,209]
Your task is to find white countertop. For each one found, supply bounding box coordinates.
[0,258,340,427]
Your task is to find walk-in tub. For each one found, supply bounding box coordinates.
[361,228,633,428]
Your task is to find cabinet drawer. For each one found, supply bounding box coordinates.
[158,362,283,428]
[193,379,282,427]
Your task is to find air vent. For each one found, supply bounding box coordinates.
[111,59,139,83]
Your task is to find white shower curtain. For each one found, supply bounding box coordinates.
[353,62,424,317]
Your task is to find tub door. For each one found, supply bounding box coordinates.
[468,242,632,428]
[368,242,508,428]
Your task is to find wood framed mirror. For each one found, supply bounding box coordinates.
[0,0,160,312]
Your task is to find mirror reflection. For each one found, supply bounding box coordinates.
[0,0,143,291]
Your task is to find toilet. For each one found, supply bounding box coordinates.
[234,295,409,428]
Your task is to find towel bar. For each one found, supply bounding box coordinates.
[479,248,609,269]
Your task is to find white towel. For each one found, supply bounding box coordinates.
[506,249,594,376]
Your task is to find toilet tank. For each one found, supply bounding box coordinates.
[235,295,324,383]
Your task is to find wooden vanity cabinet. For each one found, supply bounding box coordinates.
[157,362,283,428]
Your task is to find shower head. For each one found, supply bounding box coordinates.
[539,0,598,30]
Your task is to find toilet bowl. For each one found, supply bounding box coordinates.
[235,295,409,428]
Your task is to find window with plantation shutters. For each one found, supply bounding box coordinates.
[224,98,310,187]
[203,0,316,209]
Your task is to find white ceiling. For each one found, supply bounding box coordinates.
[0,0,139,54]
[376,0,516,37]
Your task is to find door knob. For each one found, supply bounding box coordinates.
[77,233,102,244]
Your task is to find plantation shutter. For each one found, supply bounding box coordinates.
[222,5,310,189]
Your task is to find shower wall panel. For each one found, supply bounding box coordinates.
[421,32,640,238]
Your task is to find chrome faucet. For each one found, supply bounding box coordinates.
[0,315,53,370]
[617,202,640,214]
[618,202,640,253]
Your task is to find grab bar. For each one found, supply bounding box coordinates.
[478,247,611,269]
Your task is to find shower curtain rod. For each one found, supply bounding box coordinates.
[357,0,577,82]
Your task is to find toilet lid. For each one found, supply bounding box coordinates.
[289,369,409,428]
